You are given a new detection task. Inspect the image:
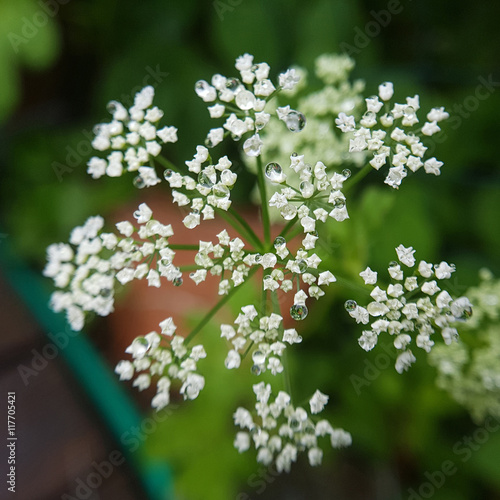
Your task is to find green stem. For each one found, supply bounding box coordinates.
[335,274,372,296]
[278,218,298,240]
[215,209,263,251]
[344,163,372,193]
[184,267,258,344]
[156,155,181,172]
[178,265,201,272]
[228,207,263,250]
[256,156,271,247]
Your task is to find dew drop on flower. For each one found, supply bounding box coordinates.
[274,236,286,248]
[304,423,315,435]
[204,137,214,148]
[133,176,145,189]
[254,253,262,263]
[198,171,214,188]
[251,365,262,376]
[173,276,183,287]
[299,181,314,198]
[291,152,298,157]
[252,350,266,365]
[344,300,357,312]
[280,205,297,221]
[93,124,103,135]
[194,80,213,99]
[389,260,398,268]
[342,168,351,179]
[213,183,229,198]
[106,101,118,114]
[265,162,283,182]
[101,288,112,298]
[285,111,306,132]
[226,78,241,91]
[163,169,173,180]
[235,90,256,110]
[297,259,307,274]
[290,418,301,431]
[290,304,308,320]
[334,198,345,209]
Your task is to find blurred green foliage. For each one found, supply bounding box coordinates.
[2,0,500,498]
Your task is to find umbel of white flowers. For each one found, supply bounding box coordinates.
[44,52,470,471]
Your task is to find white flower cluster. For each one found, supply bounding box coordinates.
[163,148,236,229]
[233,383,351,471]
[43,202,178,331]
[347,245,472,373]
[336,82,449,188]
[220,307,302,375]
[429,270,500,422]
[115,317,206,411]
[267,152,351,227]
[87,86,178,187]
[194,53,302,158]
[245,54,365,215]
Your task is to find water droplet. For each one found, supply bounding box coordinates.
[362,110,376,124]
[226,78,241,91]
[299,181,314,198]
[389,260,398,268]
[101,288,112,298]
[344,300,357,312]
[252,350,266,365]
[274,236,286,248]
[106,101,118,114]
[254,253,262,263]
[251,364,262,375]
[333,197,345,209]
[290,304,308,320]
[204,137,214,148]
[265,162,284,182]
[291,152,298,157]
[163,169,173,180]
[133,176,145,189]
[404,106,416,117]
[173,276,183,287]
[235,90,256,110]
[290,418,301,431]
[304,423,315,435]
[194,80,213,100]
[280,205,297,221]
[342,168,351,179]
[457,307,473,320]
[285,111,306,132]
[213,183,229,198]
[296,259,307,274]
[198,171,214,188]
